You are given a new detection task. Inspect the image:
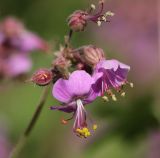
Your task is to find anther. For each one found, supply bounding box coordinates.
[91,4,96,10]
[130,82,134,88]
[121,92,126,97]
[93,124,98,130]
[61,119,68,125]
[102,16,107,22]
[97,21,102,26]
[102,96,109,102]
[105,11,115,17]
[112,94,117,101]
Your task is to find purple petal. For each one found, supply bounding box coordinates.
[84,88,98,104]
[50,104,76,113]
[19,32,47,52]
[96,59,130,71]
[5,54,32,77]
[67,70,94,96]
[52,78,73,103]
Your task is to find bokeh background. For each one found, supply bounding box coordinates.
[0,0,160,158]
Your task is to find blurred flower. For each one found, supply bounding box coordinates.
[50,70,98,138]
[0,17,48,54]
[92,59,131,101]
[4,54,32,78]
[0,17,48,79]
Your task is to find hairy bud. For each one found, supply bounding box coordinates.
[68,10,87,32]
[74,45,105,66]
[31,69,53,86]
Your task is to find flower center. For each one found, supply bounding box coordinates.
[73,99,97,138]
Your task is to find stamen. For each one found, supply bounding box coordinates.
[91,4,96,10]
[130,82,134,88]
[61,119,68,125]
[102,16,107,22]
[112,94,117,101]
[121,92,126,97]
[93,124,98,130]
[76,127,91,138]
[102,96,109,102]
[105,11,115,17]
[97,21,102,26]
[61,114,74,125]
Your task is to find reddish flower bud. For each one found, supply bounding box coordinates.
[31,69,53,86]
[74,45,105,66]
[68,10,87,32]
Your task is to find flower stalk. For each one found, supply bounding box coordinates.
[9,86,50,158]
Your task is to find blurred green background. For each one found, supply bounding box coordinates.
[0,0,159,158]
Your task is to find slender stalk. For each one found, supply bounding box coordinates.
[65,29,73,48]
[9,86,50,158]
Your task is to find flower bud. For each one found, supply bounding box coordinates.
[75,45,105,66]
[52,56,71,71]
[68,10,87,32]
[31,69,53,86]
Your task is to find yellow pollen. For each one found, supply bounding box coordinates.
[76,128,91,138]
[93,124,98,130]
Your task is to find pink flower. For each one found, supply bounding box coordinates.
[92,59,131,101]
[4,54,32,77]
[0,17,48,54]
[0,17,48,78]
[51,70,98,138]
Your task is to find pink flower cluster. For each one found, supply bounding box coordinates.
[0,17,48,79]
[30,0,132,138]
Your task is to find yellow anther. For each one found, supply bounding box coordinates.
[121,92,126,97]
[112,94,117,101]
[130,83,134,88]
[84,131,91,137]
[93,124,98,130]
[76,128,91,138]
[97,21,101,26]
[76,128,83,134]
[102,16,107,22]
[102,96,109,102]
[91,4,96,10]
[83,127,89,132]
[85,133,88,138]
[105,11,115,17]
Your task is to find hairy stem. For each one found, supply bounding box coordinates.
[9,86,50,158]
[65,29,73,48]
